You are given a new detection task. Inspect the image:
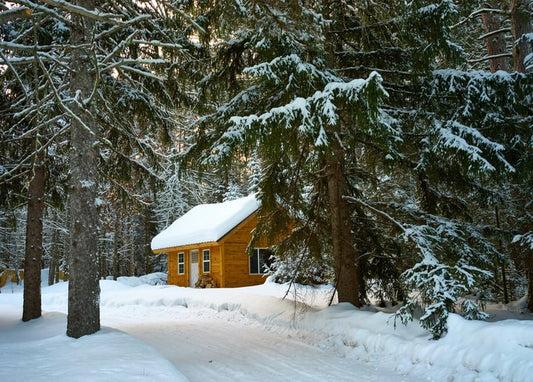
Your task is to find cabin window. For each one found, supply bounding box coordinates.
[178,252,185,275]
[250,248,273,274]
[203,249,210,273]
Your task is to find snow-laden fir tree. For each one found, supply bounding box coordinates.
[181,0,392,307]
[179,0,531,338]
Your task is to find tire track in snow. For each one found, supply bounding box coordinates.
[110,317,418,382]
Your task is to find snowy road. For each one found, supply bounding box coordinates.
[107,311,420,382]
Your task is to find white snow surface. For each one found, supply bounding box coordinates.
[151,194,259,251]
[1,271,533,382]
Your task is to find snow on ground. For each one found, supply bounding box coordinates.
[1,271,533,381]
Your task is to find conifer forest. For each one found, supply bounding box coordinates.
[1,1,532,339]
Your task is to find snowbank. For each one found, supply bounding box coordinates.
[102,277,533,381]
[117,272,168,287]
[0,305,187,382]
[2,272,532,381]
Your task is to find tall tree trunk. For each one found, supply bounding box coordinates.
[48,211,60,286]
[510,0,532,309]
[326,140,360,307]
[67,0,100,338]
[144,206,156,275]
[494,206,509,303]
[112,212,121,280]
[481,1,512,72]
[22,146,45,322]
[510,0,532,72]
[528,255,533,311]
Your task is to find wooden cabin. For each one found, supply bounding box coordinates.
[151,195,273,288]
[0,269,24,288]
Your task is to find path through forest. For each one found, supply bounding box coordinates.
[107,313,422,382]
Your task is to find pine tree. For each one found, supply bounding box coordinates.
[0,4,68,321]
[447,0,533,310]
[180,1,436,308]
[178,1,531,339]
[391,2,533,336]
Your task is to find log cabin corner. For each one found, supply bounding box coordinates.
[151,195,273,288]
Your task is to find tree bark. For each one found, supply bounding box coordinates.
[144,206,156,275]
[48,211,60,286]
[510,0,533,308]
[528,255,533,311]
[481,1,512,72]
[67,0,100,339]
[494,206,509,303]
[112,212,121,280]
[326,139,360,307]
[510,0,532,72]
[22,147,45,322]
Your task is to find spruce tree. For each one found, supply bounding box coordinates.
[179,1,531,338]
[180,1,449,309]
[1,5,69,321]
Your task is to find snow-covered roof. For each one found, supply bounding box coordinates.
[151,194,259,251]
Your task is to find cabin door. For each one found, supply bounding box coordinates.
[189,249,199,287]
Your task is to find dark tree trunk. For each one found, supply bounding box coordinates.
[510,0,532,73]
[22,147,45,322]
[481,1,512,72]
[48,214,60,286]
[112,213,121,280]
[326,140,360,307]
[67,0,100,339]
[528,257,533,311]
[495,206,509,303]
[48,257,58,286]
[144,206,156,275]
[510,0,533,307]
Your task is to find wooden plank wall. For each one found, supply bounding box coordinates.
[167,252,188,287]
[220,214,268,288]
[167,245,223,287]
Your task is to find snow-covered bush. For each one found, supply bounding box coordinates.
[117,272,168,287]
[269,251,333,286]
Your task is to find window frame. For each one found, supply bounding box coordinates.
[249,248,272,275]
[202,249,210,273]
[177,252,185,275]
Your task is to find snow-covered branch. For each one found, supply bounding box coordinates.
[478,27,511,40]
[117,65,166,82]
[37,0,124,23]
[346,196,407,233]
[0,6,31,25]
[468,52,514,63]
